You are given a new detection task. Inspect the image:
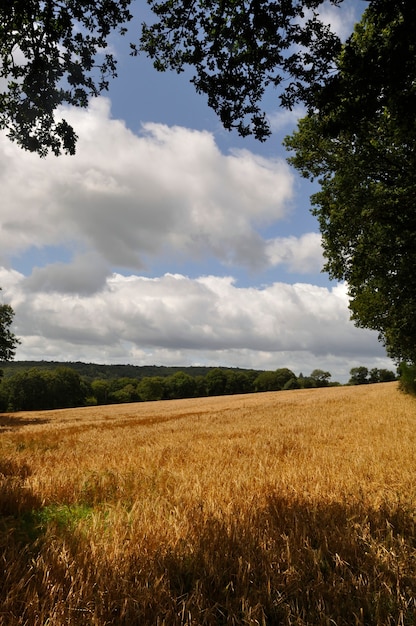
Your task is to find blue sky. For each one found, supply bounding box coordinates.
[0,0,396,382]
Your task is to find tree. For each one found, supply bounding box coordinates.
[254,370,281,392]
[297,373,316,389]
[137,376,166,402]
[50,366,87,408]
[397,362,416,396]
[165,371,196,399]
[368,368,396,384]
[204,368,228,396]
[283,376,300,390]
[4,366,87,410]
[111,383,139,404]
[349,367,369,386]
[310,369,331,387]
[254,368,296,392]
[91,379,111,405]
[5,368,50,411]
[0,292,20,362]
[1,0,346,155]
[285,2,416,364]
[376,369,397,383]
[274,368,297,390]
[224,370,253,395]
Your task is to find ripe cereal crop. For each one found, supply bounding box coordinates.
[1,382,415,624]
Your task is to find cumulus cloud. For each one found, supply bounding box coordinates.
[295,1,359,43]
[0,267,393,382]
[0,87,392,382]
[23,252,110,294]
[0,97,297,277]
[266,233,324,273]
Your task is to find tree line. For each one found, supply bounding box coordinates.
[348,367,397,386]
[0,364,398,413]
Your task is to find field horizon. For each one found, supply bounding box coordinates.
[1,382,415,625]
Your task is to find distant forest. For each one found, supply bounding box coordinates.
[0,361,396,413]
[0,360,238,382]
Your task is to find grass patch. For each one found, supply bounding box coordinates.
[25,503,94,534]
[1,503,95,545]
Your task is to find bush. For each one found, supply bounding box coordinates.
[398,362,416,396]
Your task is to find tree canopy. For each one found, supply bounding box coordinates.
[140,0,343,141]
[284,1,416,363]
[1,0,346,155]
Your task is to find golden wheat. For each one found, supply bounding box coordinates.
[1,382,415,625]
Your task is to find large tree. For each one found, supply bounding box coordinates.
[284,1,416,363]
[0,0,345,155]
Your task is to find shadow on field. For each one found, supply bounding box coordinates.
[0,457,41,517]
[1,490,415,625]
[159,494,416,625]
[0,413,50,431]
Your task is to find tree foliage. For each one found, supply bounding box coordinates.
[285,1,416,364]
[397,362,416,396]
[1,0,346,155]
[0,0,133,155]
[4,367,85,411]
[348,366,369,386]
[140,0,342,141]
[310,369,331,387]
[349,366,396,386]
[254,368,297,392]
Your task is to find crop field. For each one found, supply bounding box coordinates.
[1,382,416,625]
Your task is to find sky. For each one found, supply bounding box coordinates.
[0,0,396,383]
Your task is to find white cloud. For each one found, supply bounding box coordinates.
[297,1,360,43]
[23,252,110,294]
[0,268,393,383]
[268,106,307,133]
[0,84,393,383]
[0,97,296,276]
[266,232,324,273]
[317,1,360,42]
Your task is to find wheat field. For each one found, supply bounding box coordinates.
[1,382,415,625]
